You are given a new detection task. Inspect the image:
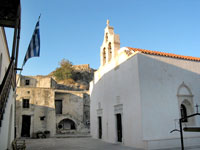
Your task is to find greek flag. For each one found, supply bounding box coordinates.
[23,20,40,66]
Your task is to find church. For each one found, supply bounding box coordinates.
[90,21,200,149]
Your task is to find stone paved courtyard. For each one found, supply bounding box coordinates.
[25,137,142,150]
[25,137,200,150]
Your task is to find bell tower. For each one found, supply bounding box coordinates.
[100,20,120,67]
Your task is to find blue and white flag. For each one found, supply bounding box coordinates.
[23,20,40,66]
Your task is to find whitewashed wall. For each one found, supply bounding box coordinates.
[0,28,10,83]
[138,53,200,149]
[0,27,15,150]
[90,51,200,149]
[90,54,146,149]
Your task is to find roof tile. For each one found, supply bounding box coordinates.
[127,47,200,61]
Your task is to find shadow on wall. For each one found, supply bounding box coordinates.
[16,100,55,138]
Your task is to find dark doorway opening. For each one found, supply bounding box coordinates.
[21,115,31,137]
[116,113,122,142]
[98,116,102,139]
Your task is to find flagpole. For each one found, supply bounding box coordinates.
[14,15,41,139]
[38,14,41,21]
[16,14,41,87]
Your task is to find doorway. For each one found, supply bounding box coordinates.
[21,115,31,137]
[55,100,62,114]
[116,113,122,142]
[98,116,102,139]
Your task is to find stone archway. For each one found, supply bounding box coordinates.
[58,118,76,131]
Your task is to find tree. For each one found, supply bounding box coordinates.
[53,59,73,81]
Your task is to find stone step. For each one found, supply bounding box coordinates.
[55,134,91,138]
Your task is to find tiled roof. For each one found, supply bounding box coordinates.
[126,47,200,61]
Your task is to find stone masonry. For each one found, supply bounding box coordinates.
[16,75,90,138]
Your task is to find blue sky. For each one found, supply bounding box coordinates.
[5,0,200,76]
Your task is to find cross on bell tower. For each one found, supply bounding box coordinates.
[107,19,110,27]
[100,20,120,67]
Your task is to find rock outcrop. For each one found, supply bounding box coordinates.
[50,64,95,91]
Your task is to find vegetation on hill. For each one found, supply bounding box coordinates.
[50,59,95,90]
[53,59,73,81]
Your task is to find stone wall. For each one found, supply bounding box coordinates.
[16,75,90,138]
[17,75,57,88]
[72,64,91,72]
[16,87,56,137]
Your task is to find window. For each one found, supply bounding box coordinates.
[103,48,106,65]
[108,42,112,62]
[105,33,108,42]
[25,80,30,85]
[40,116,45,121]
[23,99,30,108]
[177,83,195,125]
[181,104,188,122]
[55,100,62,114]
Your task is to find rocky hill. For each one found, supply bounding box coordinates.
[49,64,95,91]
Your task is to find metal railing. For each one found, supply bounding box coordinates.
[0,59,16,126]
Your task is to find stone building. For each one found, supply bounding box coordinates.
[90,21,200,149]
[16,75,90,138]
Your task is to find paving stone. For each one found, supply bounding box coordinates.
[25,137,142,150]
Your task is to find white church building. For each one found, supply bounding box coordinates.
[90,21,200,149]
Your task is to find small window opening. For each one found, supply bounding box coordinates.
[105,33,108,42]
[25,80,30,85]
[108,42,112,62]
[23,99,30,108]
[40,116,45,121]
[103,48,106,65]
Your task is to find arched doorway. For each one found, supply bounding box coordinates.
[58,118,76,130]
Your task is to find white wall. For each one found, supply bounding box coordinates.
[138,53,200,149]
[0,27,10,83]
[90,54,146,149]
[0,27,15,150]
[91,51,200,149]
[0,87,15,150]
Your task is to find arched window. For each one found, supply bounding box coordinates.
[105,33,108,42]
[108,42,112,62]
[103,48,106,65]
[180,104,188,122]
[177,82,195,125]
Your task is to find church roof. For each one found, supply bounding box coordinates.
[126,47,200,62]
